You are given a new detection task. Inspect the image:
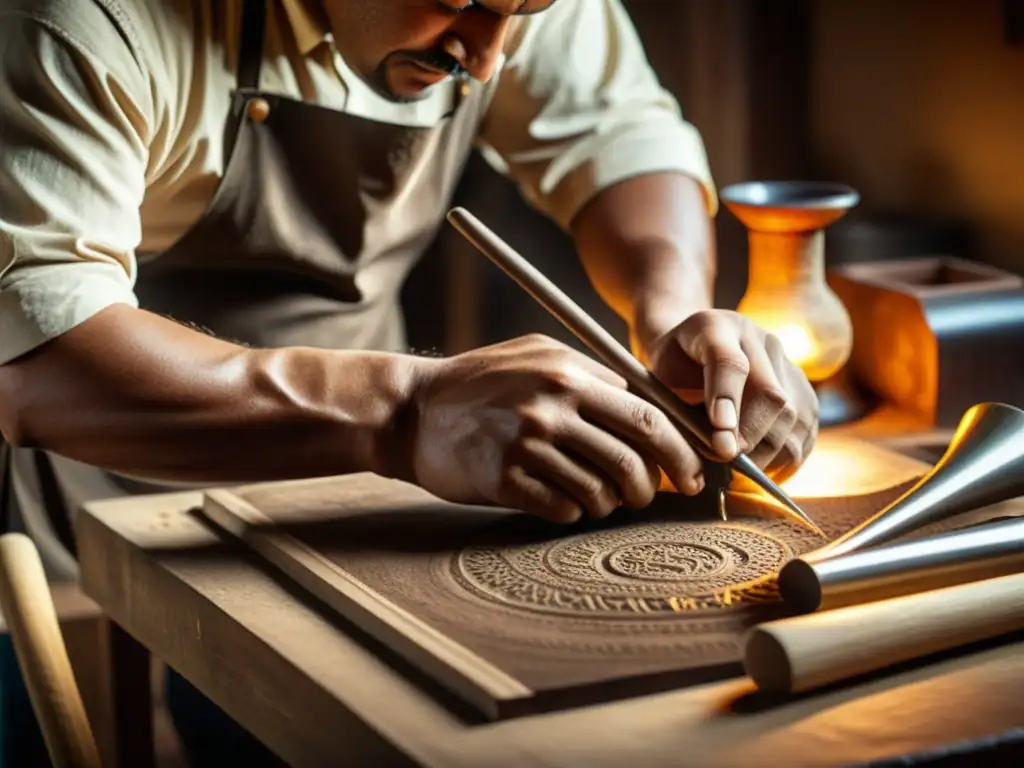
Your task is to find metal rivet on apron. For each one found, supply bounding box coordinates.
[247,97,271,123]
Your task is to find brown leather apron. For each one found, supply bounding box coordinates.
[136,0,484,351]
[1,0,489,575]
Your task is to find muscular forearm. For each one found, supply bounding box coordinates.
[0,304,422,485]
[570,172,716,356]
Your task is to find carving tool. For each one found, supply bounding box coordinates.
[744,571,1024,695]
[446,207,822,535]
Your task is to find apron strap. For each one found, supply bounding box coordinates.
[224,0,269,171]
[238,0,268,91]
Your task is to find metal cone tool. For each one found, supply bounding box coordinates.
[802,402,1024,563]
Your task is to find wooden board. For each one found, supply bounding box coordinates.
[199,436,1016,721]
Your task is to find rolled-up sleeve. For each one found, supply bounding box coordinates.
[0,9,150,366]
[477,0,717,231]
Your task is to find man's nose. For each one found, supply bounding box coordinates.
[442,15,511,83]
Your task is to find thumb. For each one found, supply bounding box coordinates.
[674,318,750,461]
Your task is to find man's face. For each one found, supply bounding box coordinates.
[321,0,558,102]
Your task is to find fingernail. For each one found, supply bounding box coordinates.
[442,35,467,63]
[712,398,737,430]
[692,474,705,494]
[713,430,738,460]
[561,507,582,524]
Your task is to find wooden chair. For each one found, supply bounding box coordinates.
[0,532,102,767]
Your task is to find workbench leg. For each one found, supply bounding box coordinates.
[107,620,154,768]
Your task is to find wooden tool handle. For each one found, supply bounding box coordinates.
[446,206,718,459]
[744,572,1024,694]
[0,533,101,768]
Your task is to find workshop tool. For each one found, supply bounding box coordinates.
[791,401,1024,564]
[446,207,821,534]
[744,571,1024,694]
[778,515,1024,612]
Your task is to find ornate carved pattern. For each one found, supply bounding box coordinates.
[242,477,992,706]
[453,520,816,618]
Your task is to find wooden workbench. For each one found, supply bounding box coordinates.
[76,481,1024,768]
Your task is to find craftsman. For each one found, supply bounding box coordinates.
[0,0,819,764]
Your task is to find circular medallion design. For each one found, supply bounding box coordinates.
[452,522,793,618]
[604,541,733,582]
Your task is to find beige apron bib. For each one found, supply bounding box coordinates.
[2,0,490,578]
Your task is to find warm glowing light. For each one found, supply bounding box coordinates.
[729,435,928,501]
[780,439,868,497]
[785,436,926,498]
[737,297,853,383]
[770,323,817,368]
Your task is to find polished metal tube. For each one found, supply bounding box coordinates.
[778,516,1024,613]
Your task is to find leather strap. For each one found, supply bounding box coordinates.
[238,0,268,91]
[224,0,269,167]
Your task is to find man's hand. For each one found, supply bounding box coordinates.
[643,310,820,484]
[408,334,709,524]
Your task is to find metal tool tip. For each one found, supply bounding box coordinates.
[731,453,826,537]
[781,498,827,539]
[759,475,827,538]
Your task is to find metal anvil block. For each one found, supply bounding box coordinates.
[828,256,1024,428]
